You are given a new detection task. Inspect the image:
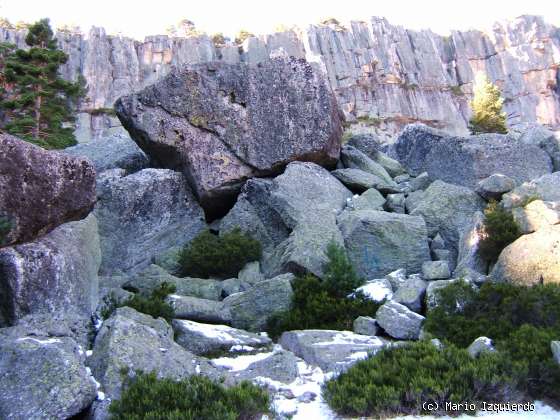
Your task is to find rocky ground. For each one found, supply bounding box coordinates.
[1,56,560,419]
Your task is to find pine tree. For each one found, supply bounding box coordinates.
[0,18,84,149]
[468,73,508,135]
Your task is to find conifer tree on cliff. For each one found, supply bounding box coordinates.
[468,73,508,135]
[0,18,83,149]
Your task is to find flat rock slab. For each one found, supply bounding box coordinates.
[115,57,342,217]
[167,294,232,324]
[0,133,96,246]
[279,330,389,372]
[172,319,271,356]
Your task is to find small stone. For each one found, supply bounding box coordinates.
[353,316,379,336]
[475,173,516,200]
[297,391,317,403]
[467,336,495,358]
[409,172,431,192]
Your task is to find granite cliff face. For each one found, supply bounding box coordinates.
[1,15,558,142]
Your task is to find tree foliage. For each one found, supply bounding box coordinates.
[468,73,508,134]
[0,18,84,149]
[478,200,521,262]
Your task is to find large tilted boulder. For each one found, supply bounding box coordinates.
[115,57,342,217]
[63,133,148,174]
[411,180,485,257]
[337,210,430,278]
[0,325,97,419]
[94,168,206,275]
[511,200,560,234]
[376,301,425,340]
[279,330,389,372]
[490,225,560,286]
[393,124,552,189]
[0,133,96,246]
[518,125,560,171]
[0,215,100,327]
[88,307,223,400]
[221,162,351,278]
[501,172,560,210]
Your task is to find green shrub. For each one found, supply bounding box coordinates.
[179,228,261,279]
[119,283,176,321]
[425,281,560,402]
[324,341,522,417]
[266,242,380,339]
[478,200,521,262]
[425,281,560,347]
[109,372,270,420]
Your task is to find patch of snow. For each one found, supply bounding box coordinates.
[17,337,62,345]
[356,281,393,302]
[177,319,260,344]
[314,331,384,346]
[86,350,93,357]
[347,351,369,361]
[94,317,103,331]
[211,350,276,371]
[230,345,255,352]
[97,391,105,401]
[159,347,168,352]
[195,365,201,374]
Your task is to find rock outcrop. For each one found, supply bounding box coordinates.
[0,215,100,327]
[0,133,96,246]
[94,168,206,275]
[4,15,557,142]
[115,57,342,216]
[393,124,552,188]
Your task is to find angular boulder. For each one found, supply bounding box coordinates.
[172,319,271,355]
[519,125,560,171]
[490,225,560,285]
[223,274,294,331]
[475,174,516,200]
[349,188,386,211]
[94,168,206,275]
[454,211,488,277]
[411,180,485,256]
[0,133,96,246]
[394,124,552,189]
[221,162,351,278]
[331,168,384,192]
[393,277,428,313]
[279,330,388,372]
[375,301,425,340]
[115,57,342,217]
[88,307,222,400]
[63,133,148,174]
[0,215,100,327]
[0,326,97,419]
[231,349,299,384]
[422,261,451,280]
[167,295,231,324]
[353,316,379,336]
[501,172,560,210]
[337,210,430,278]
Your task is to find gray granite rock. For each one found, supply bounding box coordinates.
[475,174,516,200]
[223,274,294,331]
[341,145,395,186]
[115,57,342,217]
[385,268,408,290]
[94,168,206,275]
[375,301,425,340]
[353,316,379,336]
[238,261,264,285]
[411,180,486,258]
[332,168,385,192]
[409,172,432,192]
[384,193,406,213]
[88,307,223,400]
[519,125,560,171]
[0,326,97,419]
[231,349,300,384]
[338,210,430,278]
[172,319,271,355]
[349,188,386,211]
[422,261,451,280]
[0,215,100,327]
[167,295,232,324]
[394,124,552,188]
[393,277,428,313]
[454,211,488,277]
[405,190,426,213]
[501,172,560,210]
[551,341,560,365]
[467,337,495,358]
[63,133,148,174]
[279,330,388,372]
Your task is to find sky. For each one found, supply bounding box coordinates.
[0,0,558,40]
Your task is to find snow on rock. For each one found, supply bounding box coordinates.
[355,278,393,302]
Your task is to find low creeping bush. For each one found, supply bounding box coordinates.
[478,200,521,262]
[109,371,270,420]
[102,282,176,321]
